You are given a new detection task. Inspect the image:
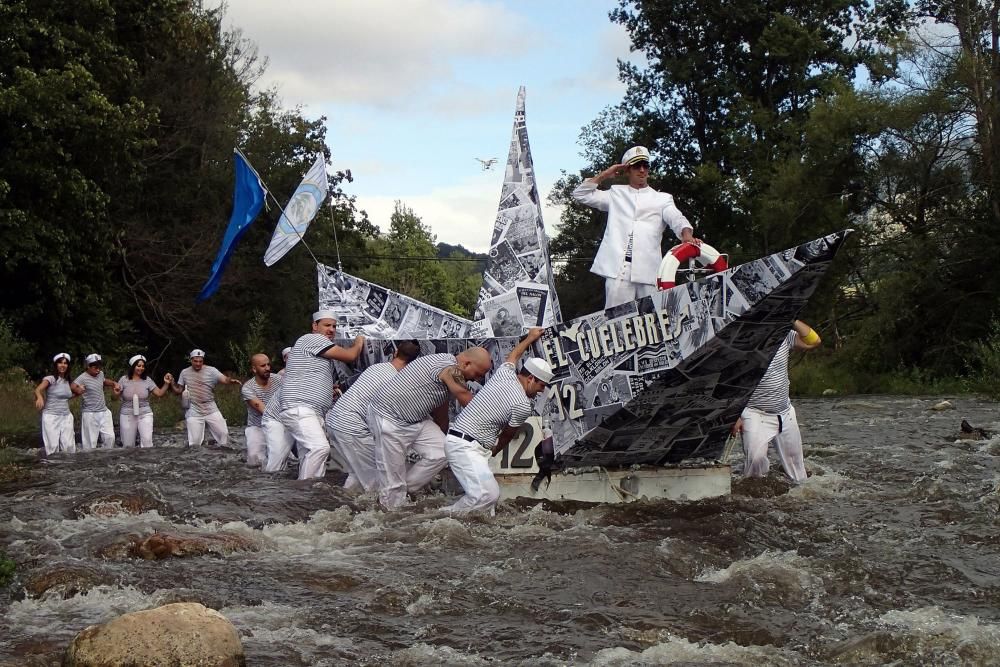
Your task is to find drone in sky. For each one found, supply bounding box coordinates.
[475,157,498,171]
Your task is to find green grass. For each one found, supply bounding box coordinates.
[791,354,975,396]
[0,551,14,588]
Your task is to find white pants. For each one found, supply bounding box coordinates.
[81,409,115,449]
[120,412,154,448]
[263,415,296,472]
[245,426,266,466]
[370,411,448,510]
[741,406,807,484]
[328,427,379,491]
[279,406,330,480]
[604,262,657,309]
[444,433,499,514]
[185,409,228,447]
[41,413,75,454]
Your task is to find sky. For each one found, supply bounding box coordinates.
[211,0,635,252]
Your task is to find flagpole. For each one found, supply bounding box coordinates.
[236,146,324,268]
[328,198,344,272]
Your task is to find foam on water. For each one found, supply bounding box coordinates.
[587,634,799,666]
[696,550,824,607]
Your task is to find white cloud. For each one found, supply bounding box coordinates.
[356,176,562,253]
[214,0,536,110]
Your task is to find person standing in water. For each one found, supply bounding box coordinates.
[115,354,173,448]
[34,352,83,454]
[73,353,118,449]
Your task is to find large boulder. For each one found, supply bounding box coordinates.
[63,602,245,667]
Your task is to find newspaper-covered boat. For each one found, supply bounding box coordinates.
[317,88,851,503]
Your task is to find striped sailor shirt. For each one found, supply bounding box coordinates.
[242,374,283,428]
[326,361,397,437]
[747,330,798,414]
[117,376,158,416]
[371,353,458,425]
[278,333,339,414]
[452,362,531,446]
[177,365,227,416]
[42,377,74,416]
[73,371,108,412]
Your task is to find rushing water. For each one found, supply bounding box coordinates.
[2,395,1000,666]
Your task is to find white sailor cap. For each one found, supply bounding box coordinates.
[312,309,338,323]
[189,349,206,359]
[523,357,554,384]
[281,346,292,359]
[129,354,146,366]
[621,145,651,166]
[85,353,102,365]
[52,352,71,363]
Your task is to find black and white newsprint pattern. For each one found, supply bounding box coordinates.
[473,86,562,335]
[311,89,852,469]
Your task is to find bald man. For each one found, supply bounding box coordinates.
[369,346,492,509]
[241,354,282,467]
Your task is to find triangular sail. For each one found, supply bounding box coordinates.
[472,86,562,337]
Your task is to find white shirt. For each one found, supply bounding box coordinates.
[572,181,692,285]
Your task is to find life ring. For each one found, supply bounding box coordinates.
[656,241,728,290]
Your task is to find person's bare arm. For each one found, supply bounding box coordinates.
[506,328,544,365]
[490,424,521,456]
[246,398,266,415]
[152,373,174,398]
[70,382,86,396]
[431,402,450,433]
[33,378,50,411]
[792,320,821,351]
[320,336,365,363]
[438,366,473,406]
[102,378,117,388]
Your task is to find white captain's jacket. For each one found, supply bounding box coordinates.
[572,180,693,285]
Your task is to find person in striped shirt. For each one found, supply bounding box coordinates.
[241,353,282,467]
[370,346,493,510]
[73,353,118,449]
[325,340,421,492]
[445,328,551,514]
[34,353,84,454]
[277,310,365,480]
[733,320,822,484]
[169,349,241,447]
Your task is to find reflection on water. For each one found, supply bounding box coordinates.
[3,396,1000,665]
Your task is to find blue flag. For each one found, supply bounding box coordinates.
[197,150,267,301]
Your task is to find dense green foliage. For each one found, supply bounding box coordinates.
[551,0,1000,388]
[0,1,481,379]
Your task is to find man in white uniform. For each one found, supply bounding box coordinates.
[445,328,551,514]
[241,353,282,467]
[733,320,822,484]
[572,145,723,308]
[73,353,117,449]
[369,346,492,510]
[325,340,421,492]
[277,310,365,480]
[169,349,241,447]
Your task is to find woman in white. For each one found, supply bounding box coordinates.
[114,355,173,448]
[33,353,83,454]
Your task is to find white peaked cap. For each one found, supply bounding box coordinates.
[621,145,651,165]
[189,349,206,359]
[523,357,554,384]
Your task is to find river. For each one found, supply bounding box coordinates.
[2,395,999,666]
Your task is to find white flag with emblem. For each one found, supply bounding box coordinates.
[263,154,327,266]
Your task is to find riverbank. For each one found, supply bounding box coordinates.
[0,370,247,442]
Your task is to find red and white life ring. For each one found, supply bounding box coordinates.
[656,241,728,290]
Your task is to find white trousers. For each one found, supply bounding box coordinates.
[185,409,228,446]
[444,433,500,514]
[370,411,448,510]
[279,406,330,480]
[263,415,296,472]
[41,413,75,454]
[245,425,266,466]
[120,412,154,448]
[741,405,807,484]
[604,262,657,309]
[81,409,115,449]
[328,427,379,492]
